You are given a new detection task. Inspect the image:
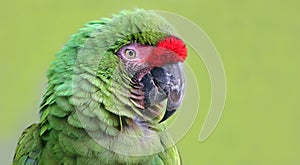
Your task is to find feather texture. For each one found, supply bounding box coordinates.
[13,9,181,165]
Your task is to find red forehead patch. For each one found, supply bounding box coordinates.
[157,36,188,61]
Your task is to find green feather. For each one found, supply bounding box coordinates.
[13,9,181,165]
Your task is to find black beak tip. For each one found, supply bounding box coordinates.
[159,110,176,123]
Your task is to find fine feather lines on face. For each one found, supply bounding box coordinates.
[117,43,152,76]
[118,43,150,62]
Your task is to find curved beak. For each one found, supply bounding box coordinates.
[140,62,185,123]
[158,63,185,122]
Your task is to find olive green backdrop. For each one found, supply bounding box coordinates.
[1,0,299,164]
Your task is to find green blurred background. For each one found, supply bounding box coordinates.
[1,0,300,164]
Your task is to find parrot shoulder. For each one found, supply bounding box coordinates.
[13,124,43,165]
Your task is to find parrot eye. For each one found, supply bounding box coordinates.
[125,49,136,59]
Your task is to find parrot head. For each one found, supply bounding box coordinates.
[116,36,187,122]
[77,9,190,124]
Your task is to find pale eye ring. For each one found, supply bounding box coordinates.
[125,49,136,59]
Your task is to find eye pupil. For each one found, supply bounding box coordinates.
[125,49,136,58]
[128,50,133,56]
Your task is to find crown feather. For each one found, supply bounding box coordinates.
[157,36,187,61]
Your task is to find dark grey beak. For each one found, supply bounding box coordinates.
[140,63,185,123]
